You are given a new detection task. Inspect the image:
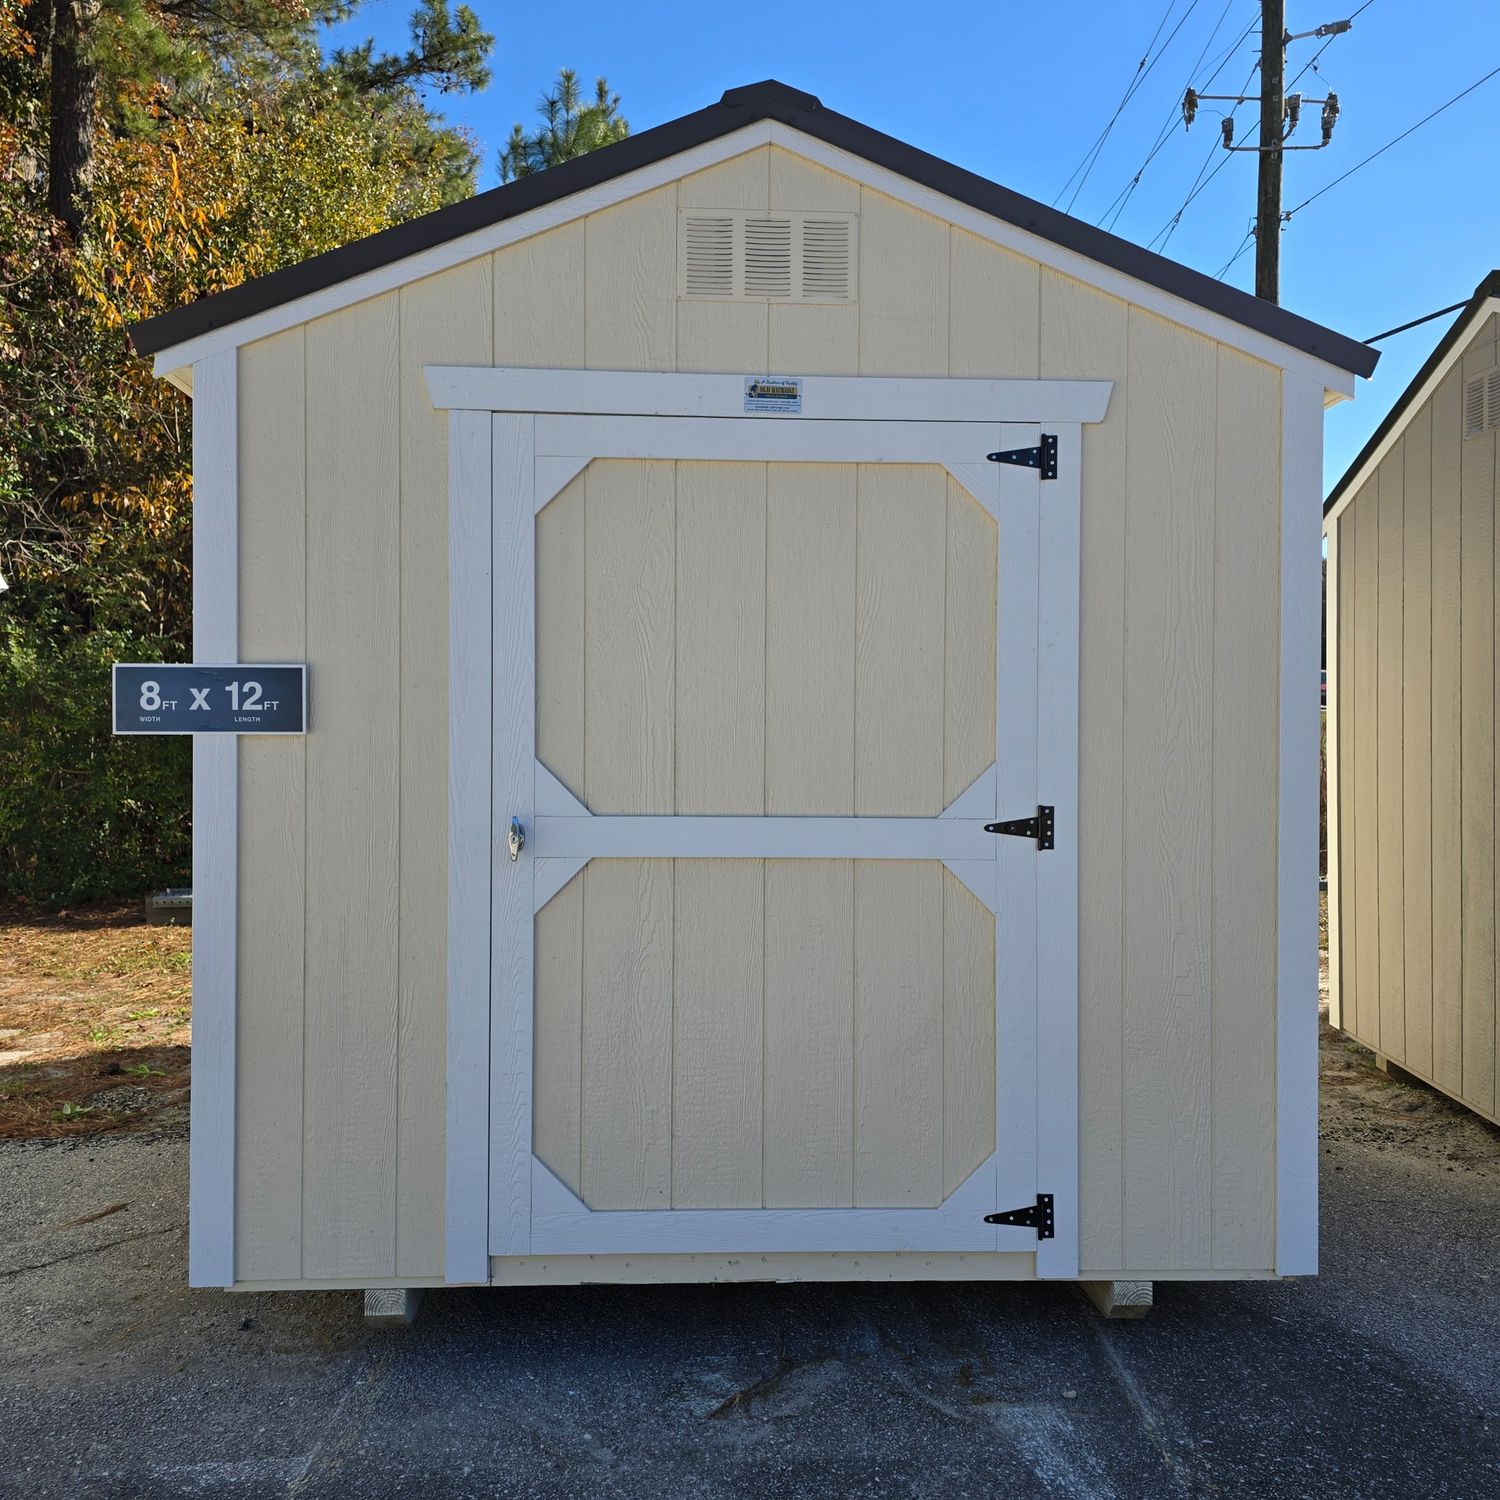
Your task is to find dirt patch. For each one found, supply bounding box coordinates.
[0,902,191,1140]
[1316,896,1500,1171]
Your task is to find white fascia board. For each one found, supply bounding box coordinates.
[1323,294,1500,531]
[152,121,1356,395]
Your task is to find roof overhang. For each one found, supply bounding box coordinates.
[132,81,1378,397]
[1324,270,1500,527]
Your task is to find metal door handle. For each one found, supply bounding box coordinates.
[508,818,525,861]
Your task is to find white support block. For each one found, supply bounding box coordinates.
[364,1288,424,1326]
[1080,1280,1153,1319]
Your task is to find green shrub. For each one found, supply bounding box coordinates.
[0,624,190,907]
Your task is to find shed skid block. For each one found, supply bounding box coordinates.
[364,1289,424,1326]
[1079,1280,1153,1319]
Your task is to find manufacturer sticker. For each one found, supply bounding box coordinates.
[744,375,803,414]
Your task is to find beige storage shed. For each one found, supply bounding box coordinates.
[1324,270,1500,1124]
[129,81,1376,1305]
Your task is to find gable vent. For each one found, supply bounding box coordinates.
[1466,367,1500,439]
[678,210,858,303]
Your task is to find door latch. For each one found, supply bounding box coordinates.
[508,817,525,862]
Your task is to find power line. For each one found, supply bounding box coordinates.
[1056,0,1207,216]
[1096,1,1251,232]
[1284,63,1500,221]
[1148,55,1259,250]
[1365,299,1469,344]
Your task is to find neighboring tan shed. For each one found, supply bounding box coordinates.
[129,82,1375,1300]
[1324,271,1500,1126]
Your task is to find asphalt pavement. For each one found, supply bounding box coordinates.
[2,1030,1497,1499]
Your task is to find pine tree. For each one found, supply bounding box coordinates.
[499,68,628,181]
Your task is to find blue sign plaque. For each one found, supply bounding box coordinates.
[113,664,307,735]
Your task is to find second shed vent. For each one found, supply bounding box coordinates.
[1465,367,1500,439]
[678,211,858,303]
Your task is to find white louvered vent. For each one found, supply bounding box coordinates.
[1467,367,1500,439]
[678,210,858,303]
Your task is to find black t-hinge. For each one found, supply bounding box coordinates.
[987,433,1058,480]
[985,805,1055,850]
[984,1193,1055,1239]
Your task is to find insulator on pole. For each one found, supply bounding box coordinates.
[1321,92,1340,144]
[1221,115,1235,148]
[1183,87,1198,127]
[1286,92,1302,131]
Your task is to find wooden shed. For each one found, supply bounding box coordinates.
[1324,270,1500,1125]
[128,81,1376,1302]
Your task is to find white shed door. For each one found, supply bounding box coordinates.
[453,377,1082,1278]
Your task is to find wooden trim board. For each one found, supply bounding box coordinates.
[1276,373,1324,1276]
[425,366,1112,423]
[189,347,238,1289]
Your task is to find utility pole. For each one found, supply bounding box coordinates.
[1182,9,1348,305]
[1256,0,1286,303]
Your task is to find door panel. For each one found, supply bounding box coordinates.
[533,859,995,1211]
[535,460,997,819]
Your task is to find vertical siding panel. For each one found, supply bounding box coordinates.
[584,461,676,814]
[1210,351,1279,1270]
[855,465,946,815]
[1352,477,1382,1054]
[396,262,492,1277]
[236,330,306,1281]
[533,873,584,1196]
[1338,510,1358,1040]
[854,861,944,1206]
[943,869,996,1197]
[535,473,587,799]
[857,190,948,375]
[764,861,855,1206]
[766,464,856,814]
[764,460,856,1208]
[944,478,999,806]
[1430,372,1463,1094]
[302,294,401,1278]
[677,150,770,373]
[1461,341,1497,1115]
[1376,451,1406,1061]
[1402,408,1434,1082]
[585,186,677,371]
[493,224,585,366]
[1040,271,1128,1272]
[768,149,859,373]
[581,859,673,1208]
[947,231,1040,377]
[675,463,766,813]
[672,859,764,1206]
[1121,310,1215,1271]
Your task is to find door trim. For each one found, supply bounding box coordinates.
[440,370,1103,1284]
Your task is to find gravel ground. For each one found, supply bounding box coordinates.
[1,1020,1497,1500]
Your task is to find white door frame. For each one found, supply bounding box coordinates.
[433,367,1106,1285]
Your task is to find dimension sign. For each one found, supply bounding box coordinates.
[113,664,307,735]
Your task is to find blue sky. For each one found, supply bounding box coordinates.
[327,0,1498,488]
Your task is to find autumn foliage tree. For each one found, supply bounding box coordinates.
[0,0,494,902]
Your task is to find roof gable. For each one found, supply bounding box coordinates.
[129,80,1377,381]
[1325,271,1500,519]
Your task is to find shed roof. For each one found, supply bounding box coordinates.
[1324,269,1500,516]
[129,80,1378,377]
